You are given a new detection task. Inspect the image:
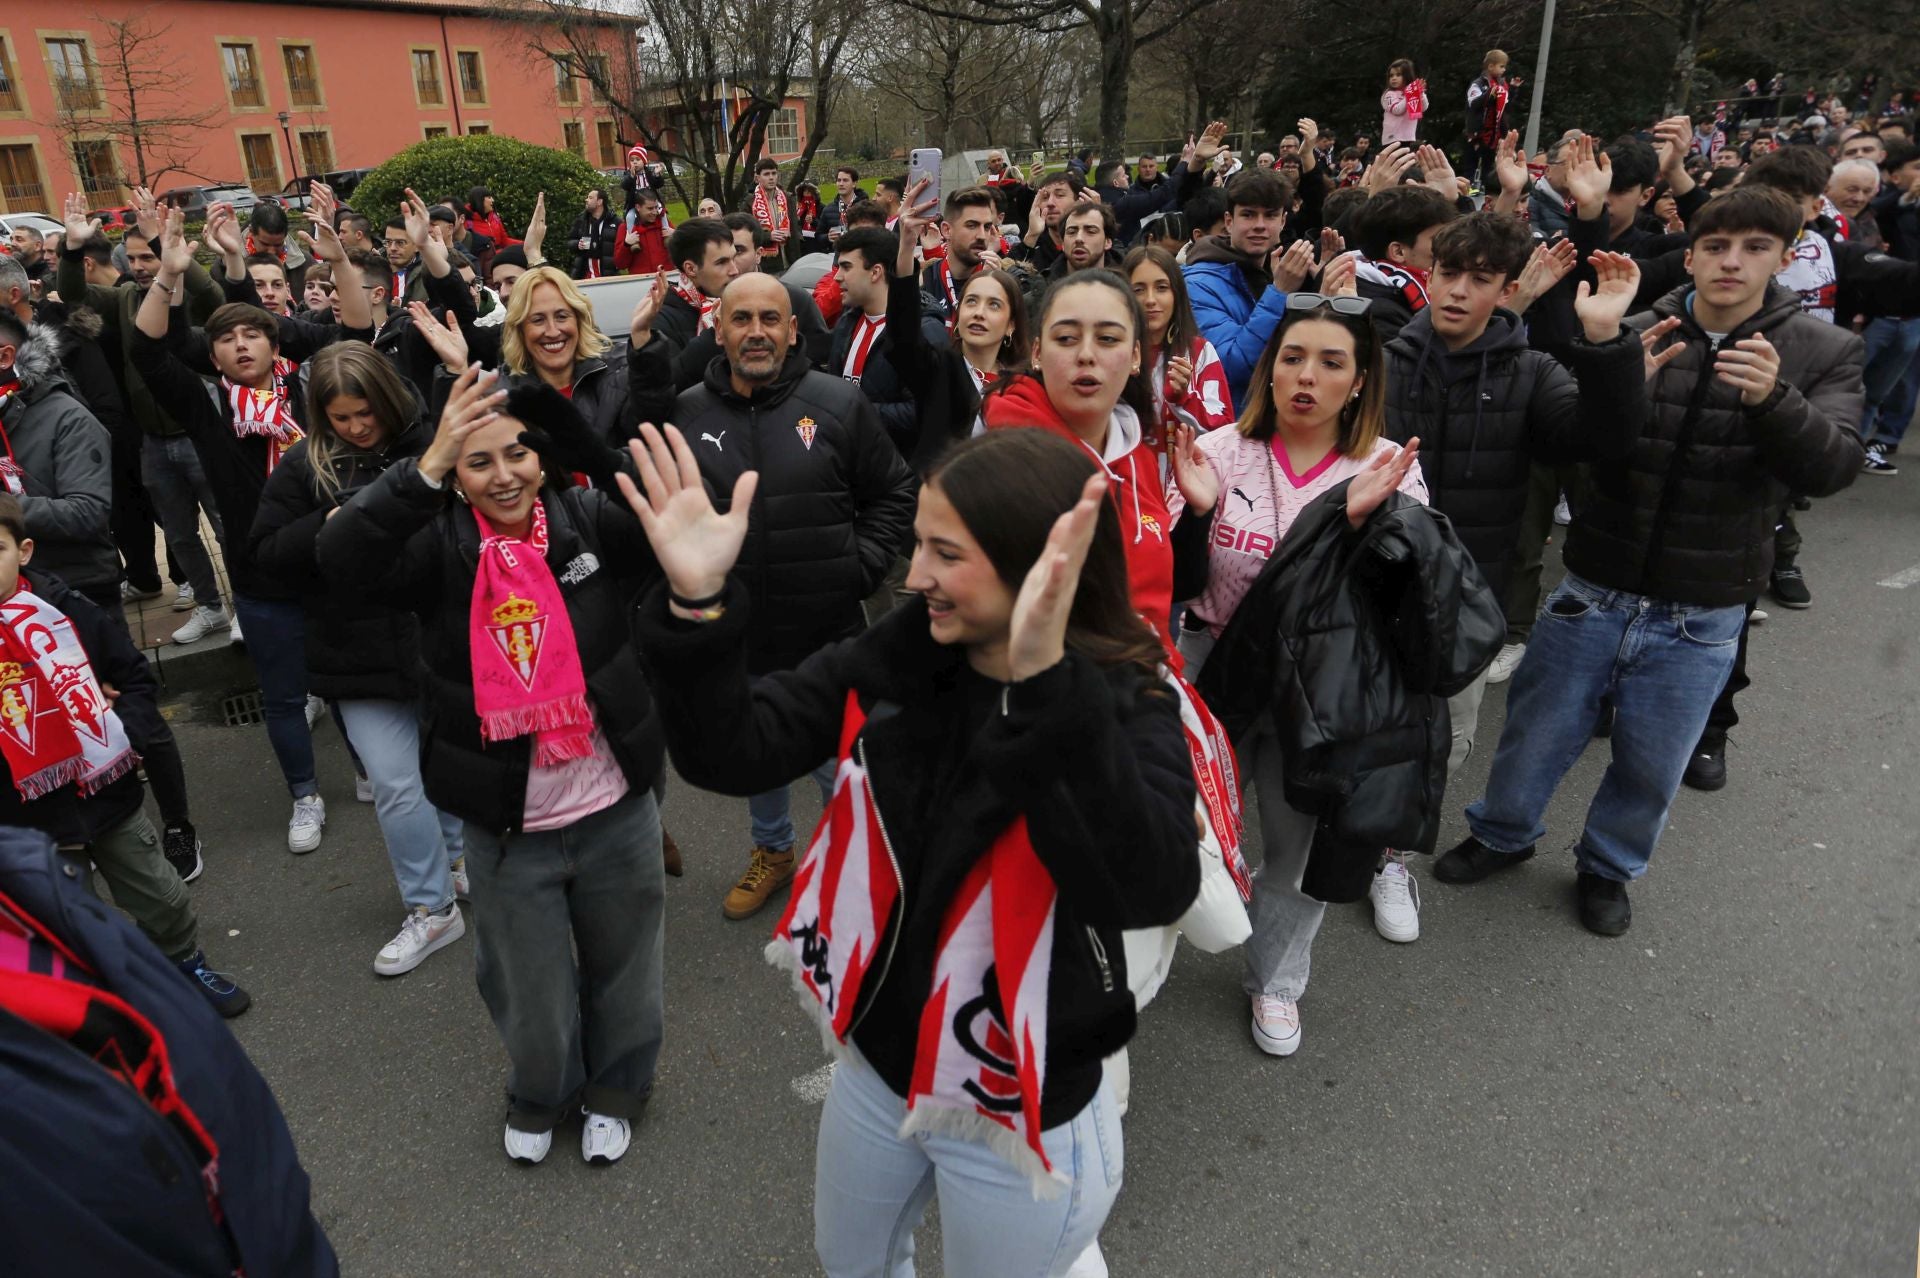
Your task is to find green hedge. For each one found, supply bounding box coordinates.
[352,134,602,266]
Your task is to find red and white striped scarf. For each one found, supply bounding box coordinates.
[677,283,719,333]
[0,379,24,495]
[751,184,789,257]
[769,691,1064,1193]
[221,357,304,475]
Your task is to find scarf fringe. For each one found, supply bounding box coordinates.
[897,1104,1070,1201]
[765,939,851,1059]
[75,748,137,797]
[12,753,93,802]
[478,694,594,746]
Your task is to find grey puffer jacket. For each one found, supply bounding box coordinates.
[1567,284,1864,607]
[0,325,117,591]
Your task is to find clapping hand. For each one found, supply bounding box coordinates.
[1565,135,1613,219]
[617,422,759,603]
[299,217,346,266]
[1006,473,1106,681]
[1638,316,1685,381]
[1510,238,1578,314]
[308,180,338,230]
[420,364,506,484]
[630,268,669,346]
[1715,333,1781,406]
[1365,144,1417,193]
[156,208,199,276]
[132,187,161,245]
[1345,438,1420,528]
[1415,145,1459,198]
[1166,354,1193,399]
[1193,120,1230,166]
[63,192,103,251]
[1572,250,1641,342]
[1167,423,1217,514]
[1494,130,1528,195]
[203,203,244,268]
[1269,238,1314,292]
[408,300,469,373]
[1319,250,1359,297]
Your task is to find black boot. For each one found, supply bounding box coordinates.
[1682,732,1727,792]
[1575,871,1632,936]
[1433,835,1535,885]
[1769,563,1811,609]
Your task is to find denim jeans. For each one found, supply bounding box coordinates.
[1237,719,1325,1001]
[464,790,665,1133]
[229,595,317,799]
[1466,573,1744,882]
[748,759,837,851]
[813,1051,1123,1278]
[141,434,225,609]
[1860,315,1920,448]
[337,699,464,913]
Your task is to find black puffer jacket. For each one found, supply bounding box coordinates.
[1383,308,1646,597]
[248,424,432,702]
[315,462,663,832]
[1569,285,1865,607]
[1199,488,1502,902]
[672,352,917,674]
[636,580,1197,1130]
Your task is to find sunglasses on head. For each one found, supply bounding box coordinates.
[1284,293,1373,316]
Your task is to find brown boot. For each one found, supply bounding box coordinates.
[722,845,795,920]
[662,829,684,878]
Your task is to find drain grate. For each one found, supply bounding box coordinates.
[220,689,265,727]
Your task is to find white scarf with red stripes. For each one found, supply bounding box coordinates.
[751,184,790,256]
[768,690,1063,1193]
[676,283,719,333]
[221,357,304,475]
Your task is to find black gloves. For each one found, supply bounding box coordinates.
[506,378,619,489]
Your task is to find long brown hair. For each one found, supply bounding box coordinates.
[1234,306,1386,457]
[1122,243,1198,357]
[985,270,1157,427]
[926,429,1163,680]
[948,268,1031,374]
[302,343,419,500]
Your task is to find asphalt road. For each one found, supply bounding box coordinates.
[159,469,1918,1277]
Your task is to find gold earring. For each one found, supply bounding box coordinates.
[538,469,548,486]
[453,485,471,505]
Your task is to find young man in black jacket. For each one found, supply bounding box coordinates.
[1437,188,1865,936]
[829,227,946,454]
[671,273,915,921]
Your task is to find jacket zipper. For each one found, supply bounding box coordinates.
[1637,328,1719,588]
[1086,925,1114,993]
[845,734,907,1036]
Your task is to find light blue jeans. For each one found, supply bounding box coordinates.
[814,1052,1123,1278]
[1466,573,1744,882]
[337,698,465,913]
[748,759,837,851]
[1859,315,1920,448]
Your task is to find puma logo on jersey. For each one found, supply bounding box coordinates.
[701,431,727,449]
[1231,487,1256,512]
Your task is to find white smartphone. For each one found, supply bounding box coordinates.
[908,147,943,212]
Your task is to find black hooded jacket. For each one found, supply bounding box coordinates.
[1382,307,1646,597]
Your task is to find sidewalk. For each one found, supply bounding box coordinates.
[125,518,254,700]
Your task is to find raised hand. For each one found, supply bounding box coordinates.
[617,421,758,601]
[896,176,940,276]
[408,301,471,372]
[203,204,244,269]
[1715,333,1780,406]
[1346,438,1420,528]
[1193,120,1229,165]
[524,192,548,264]
[299,217,346,266]
[1167,423,1217,514]
[1365,144,1417,194]
[1319,250,1360,297]
[1416,144,1459,198]
[157,208,198,276]
[1007,472,1106,681]
[1565,135,1613,218]
[420,364,506,484]
[308,180,337,230]
[1297,118,1319,151]
[1270,238,1315,292]
[1318,226,1346,261]
[1181,133,1197,168]
[132,186,161,245]
[1494,130,1527,194]
[403,187,449,274]
[1572,250,1641,341]
[1510,238,1578,314]
[630,268,669,346]
[1638,316,1685,381]
[63,191,103,251]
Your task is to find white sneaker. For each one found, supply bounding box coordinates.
[1749,606,1769,625]
[1553,495,1572,526]
[1369,858,1421,943]
[505,1124,552,1165]
[304,694,324,729]
[170,583,196,612]
[450,858,470,901]
[373,905,465,976]
[1486,641,1526,685]
[288,794,326,853]
[229,614,245,646]
[1250,994,1302,1057]
[581,1110,631,1164]
[355,774,374,803]
[171,605,228,645]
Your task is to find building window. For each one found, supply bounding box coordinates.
[555,58,577,104]
[423,124,449,140]
[298,130,332,174]
[766,107,799,155]
[283,44,321,108]
[563,121,585,157]
[411,49,442,106]
[467,123,490,135]
[586,54,611,103]
[240,132,280,192]
[45,37,100,112]
[0,37,21,113]
[221,42,264,110]
[0,144,45,210]
[596,119,621,167]
[70,139,120,197]
[456,50,486,105]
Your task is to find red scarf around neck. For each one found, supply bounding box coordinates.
[221,357,304,476]
[752,185,790,256]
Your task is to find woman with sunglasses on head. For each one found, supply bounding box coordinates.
[1165,256,1431,1059]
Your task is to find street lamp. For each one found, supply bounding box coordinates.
[870,102,878,159]
[1521,0,1556,156]
[276,110,297,184]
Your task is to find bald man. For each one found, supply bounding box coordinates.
[674,273,916,920]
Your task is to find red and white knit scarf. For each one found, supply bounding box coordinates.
[769,691,1064,1194]
[0,376,25,495]
[221,357,304,476]
[751,185,790,256]
[0,585,136,800]
[676,282,719,334]
[467,500,594,765]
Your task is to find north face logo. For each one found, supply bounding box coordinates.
[559,553,600,586]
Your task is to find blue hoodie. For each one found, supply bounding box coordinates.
[1182,235,1289,408]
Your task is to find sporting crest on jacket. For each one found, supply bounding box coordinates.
[796,416,818,450]
[487,594,546,691]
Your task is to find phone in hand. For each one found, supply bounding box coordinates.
[908,147,943,213]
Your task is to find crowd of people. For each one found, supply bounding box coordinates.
[0,54,1914,1276]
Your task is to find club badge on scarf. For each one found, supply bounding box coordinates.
[769,692,1066,1195]
[221,356,304,476]
[468,500,595,766]
[0,588,137,800]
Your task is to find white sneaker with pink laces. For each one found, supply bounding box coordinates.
[1251,995,1302,1056]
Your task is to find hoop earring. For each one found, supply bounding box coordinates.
[453,485,471,505]
[538,469,548,487]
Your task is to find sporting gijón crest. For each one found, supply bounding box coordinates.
[486,594,546,691]
[0,661,36,754]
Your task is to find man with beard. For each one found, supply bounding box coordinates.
[670,272,915,922]
[918,186,1002,327]
[664,214,831,388]
[1011,170,1087,273]
[1053,202,1123,281]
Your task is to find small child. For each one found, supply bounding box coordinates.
[1465,49,1520,190]
[0,495,248,1016]
[1382,58,1424,145]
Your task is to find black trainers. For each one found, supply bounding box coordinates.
[1433,835,1535,884]
[1575,871,1632,936]
[164,822,203,884]
[1863,445,1899,475]
[1682,732,1727,792]
[1770,564,1812,609]
[177,951,251,1018]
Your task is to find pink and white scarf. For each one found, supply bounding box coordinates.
[467,500,595,765]
[221,357,304,476]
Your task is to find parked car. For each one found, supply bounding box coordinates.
[160,184,259,217]
[89,206,140,228]
[0,212,62,249]
[576,270,682,339]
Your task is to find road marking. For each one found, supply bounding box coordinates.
[791,1062,835,1104]
[1878,565,1920,588]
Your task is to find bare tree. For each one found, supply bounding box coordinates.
[44,8,226,194]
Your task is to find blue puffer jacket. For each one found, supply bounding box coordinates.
[0,828,337,1277]
[1182,236,1290,408]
